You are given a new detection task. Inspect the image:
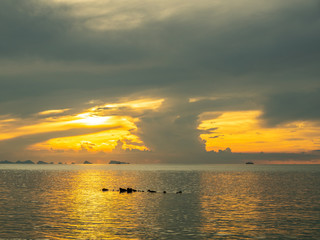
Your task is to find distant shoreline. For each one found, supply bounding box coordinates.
[0,160,131,165]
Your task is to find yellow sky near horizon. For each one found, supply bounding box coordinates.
[199,110,320,153]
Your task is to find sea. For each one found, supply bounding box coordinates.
[0,164,319,239]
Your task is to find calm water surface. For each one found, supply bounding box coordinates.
[0,164,319,239]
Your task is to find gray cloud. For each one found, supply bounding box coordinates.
[1,0,319,96]
[261,89,320,126]
[0,1,146,63]
[0,0,320,162]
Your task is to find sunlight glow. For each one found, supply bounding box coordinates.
[72,113,111,126]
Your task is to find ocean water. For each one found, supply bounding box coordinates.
[0,164,319,239]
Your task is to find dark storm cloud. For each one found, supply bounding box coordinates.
[1,0,319,75]
[1,0,319,96]
[261,89,320,126]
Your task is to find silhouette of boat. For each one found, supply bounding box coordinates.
[246,162,254,164]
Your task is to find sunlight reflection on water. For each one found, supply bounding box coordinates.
[0,164,319,239]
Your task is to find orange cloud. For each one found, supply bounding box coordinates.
[38,108,70,116]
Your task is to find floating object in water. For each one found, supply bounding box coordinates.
[126,188,137,193]
[103,188,184,194]
[118,187,138,193]
[246,162,254,164]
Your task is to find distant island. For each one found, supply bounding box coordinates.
[0,160,53,164]
[109,160,129,164]
[0,160,130,165]
[0,160,35,164]
[0,160,14,164]
[37,161,49,164]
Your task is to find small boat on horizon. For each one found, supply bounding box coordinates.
[246,162,254,164]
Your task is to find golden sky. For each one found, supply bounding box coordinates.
[199,111,320,153]
[1,100,319,159]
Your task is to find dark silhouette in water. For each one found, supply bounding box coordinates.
[102,187,181,194]
[119,187,137,193]
[126,188,137,193]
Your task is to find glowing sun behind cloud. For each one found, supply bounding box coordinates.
[27,99,163,153]
[1,98,163,154]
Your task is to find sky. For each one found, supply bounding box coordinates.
[0,0,320,164]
